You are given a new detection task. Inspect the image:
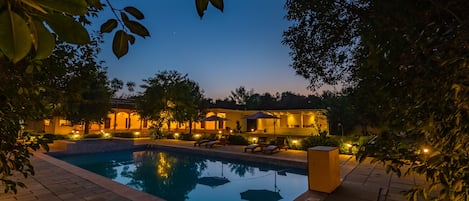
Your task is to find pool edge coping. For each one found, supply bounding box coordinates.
[34,151,165,201]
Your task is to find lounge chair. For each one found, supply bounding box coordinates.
[274,137,288,151]
[263,145,279,154]
[205,136,228,148]
[244,137,267,152]
[263,137,288,154]
[194,134,217,147]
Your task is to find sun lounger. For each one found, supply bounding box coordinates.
[205,136,228,148]
[263,145,279,154]
[263,137,288,154]
[194,134,217,147]
[194,139,210,147]
[244,144,264,152]
[244,137,268,152]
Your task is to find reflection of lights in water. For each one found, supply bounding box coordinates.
[157,152,171,179]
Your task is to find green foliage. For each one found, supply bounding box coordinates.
[136,70,205,135]
[84,134,102,138]
[195,0,224,18]
[42,36,113,134]
[227,135,249,145]
[284,0,469,199]
[113,132,135,138]
[301,133,339,150]
[179,133,193,141]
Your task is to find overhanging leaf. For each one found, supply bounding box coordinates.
[20,0,48,14]
[36,0,88,15]
[0,9,32,63]
[30,19,55,60]
[210,0,224,12]
[45,13,90,44]
[112,30,129,59]
[100,19,118,33]
[195,0,209,18]
[128,34,135,45]
[124,7,144,20]
[123,20,150,38]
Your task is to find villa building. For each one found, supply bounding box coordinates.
[33,99,329,137]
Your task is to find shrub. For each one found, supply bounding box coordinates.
[301,133,339,150]
[113,132,135,138]
[84,134,102,138]
[228,135,249,145]
[180,133,193,141]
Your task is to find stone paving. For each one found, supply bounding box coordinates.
[0,138,426,201]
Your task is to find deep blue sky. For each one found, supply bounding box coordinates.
[96,0,316,99]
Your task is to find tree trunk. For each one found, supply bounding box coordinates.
[189,120,193,134]
[84,121,90,134]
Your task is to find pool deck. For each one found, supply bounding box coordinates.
[0,138,426,201]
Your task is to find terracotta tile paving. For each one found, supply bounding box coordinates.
[0,138,426,201]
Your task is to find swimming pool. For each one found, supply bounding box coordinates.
[56,149,308,201]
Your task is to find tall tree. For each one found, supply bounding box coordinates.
[136,70,204,135]
[283,0,469,200]
[229,86,254,110]
[44,36,113,134]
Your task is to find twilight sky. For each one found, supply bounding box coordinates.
[95,0,317,99]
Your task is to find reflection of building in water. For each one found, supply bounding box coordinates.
[29,98,329,137]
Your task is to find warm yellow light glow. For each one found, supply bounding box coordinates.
[72,134,80,140]
[194,134,201,139]
[423,148,429,154]
[218,130,222,134]
[292,140,298,144]
[103,133,111,138]
[157,153,171,179]
[251,129,254,132]
[230,130,233,133]
[252,137,257,143]
[134,131,141,136]
[346,143,353,148]
[174,133,179,138]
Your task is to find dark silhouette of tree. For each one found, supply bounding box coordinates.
[283,0,469,199]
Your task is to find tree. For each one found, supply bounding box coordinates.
[136,70,205,135]
[0,0,223,194]
[42,36,112,135]
[110,78,124,97]
[229,86,254,110]
[0,0,223,62]
[283,0,469,200]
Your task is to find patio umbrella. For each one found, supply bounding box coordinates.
[240,189,282,201]
[197,176,230,188]
[245,112,279,137]
[200,115,227,130]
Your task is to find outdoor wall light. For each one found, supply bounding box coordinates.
[218,130,222,134]
[252,137,257,143]
[292,140,298,144]
[230,129,233,133]
[422,148,429,154]
[251,129,254,132]
[134,131,141,136]
[174,133,179,138]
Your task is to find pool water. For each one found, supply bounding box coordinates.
[57,149,308,201]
